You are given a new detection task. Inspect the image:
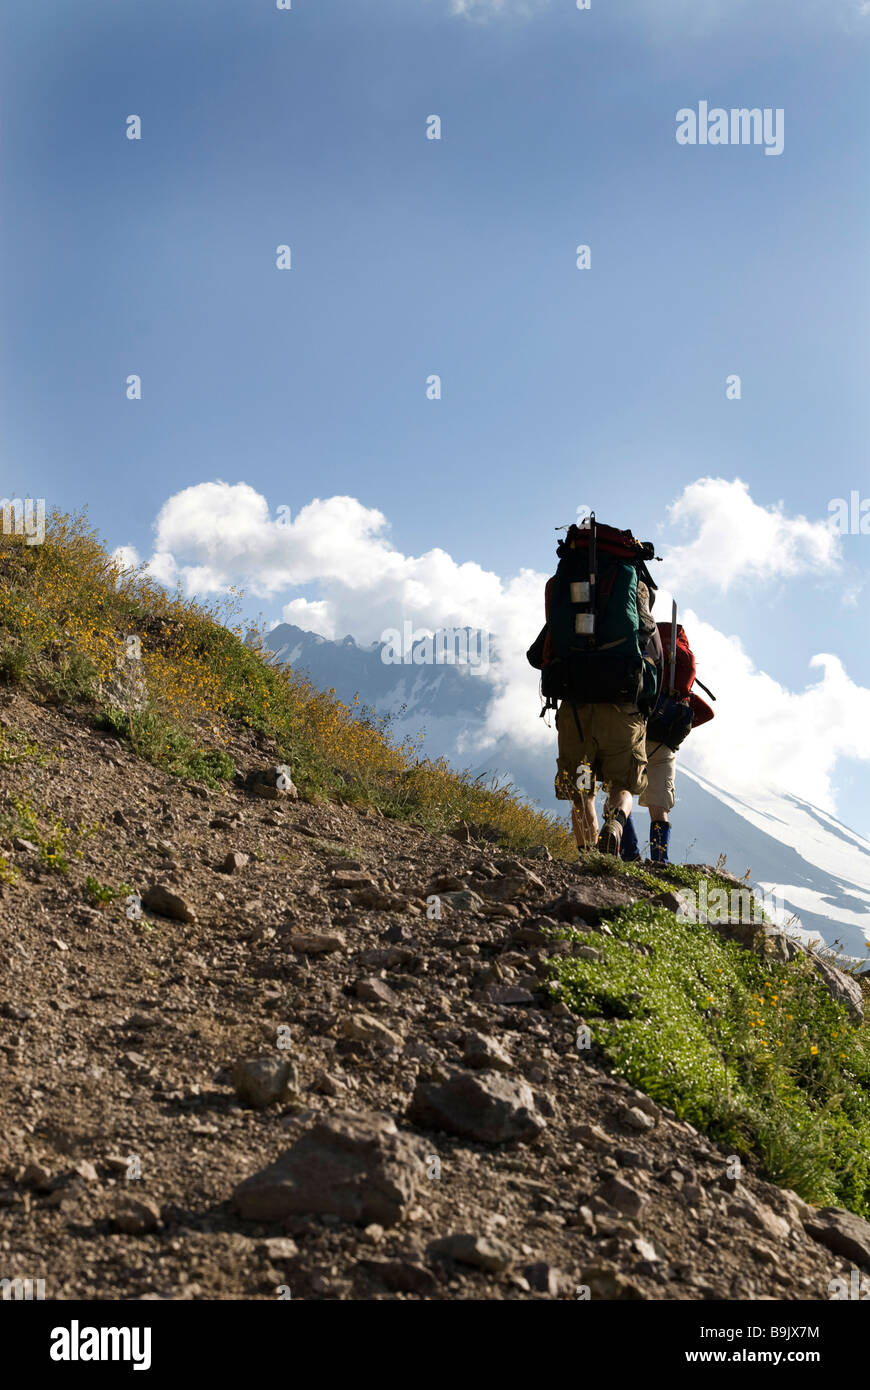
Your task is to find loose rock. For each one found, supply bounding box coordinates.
[232,1110,427,1226]
[427,1233,517,1273]
[141,883,196,924]
[231,1056,295,1109]
[409,1070,545,1144]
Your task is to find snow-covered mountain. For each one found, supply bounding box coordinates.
[266,623,870,960]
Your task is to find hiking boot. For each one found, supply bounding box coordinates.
[650,819,671,864]
[597,810,626,856]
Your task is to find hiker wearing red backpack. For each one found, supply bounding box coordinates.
[621,608,715,863]
[527,515,662,857]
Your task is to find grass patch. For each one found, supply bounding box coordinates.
[0,796,100,874]
[2,796,75,873]
[0,727,48,767]
[84,875,134,907]
[0,511,573,854]
[95,709,235,788]
[576,852,743,902]
[549,900,870,1212]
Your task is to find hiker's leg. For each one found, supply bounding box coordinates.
[554,704,601,851]
[572,794,598,849]
[649,817,672,863]
[604,788,633,819]
[639,745,675,860]
[619,812,641,862]
[595,705,647,856]
[597,787,632,855]
[556,704,594,847]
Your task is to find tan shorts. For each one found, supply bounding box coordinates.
[638,739,676,811]
[555,702,648,802]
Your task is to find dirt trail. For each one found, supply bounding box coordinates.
[0,693,863,1301]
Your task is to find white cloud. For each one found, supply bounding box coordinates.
[145,481,523,643]
[277,598,336,637]
[660,477,840,594]
[123,476,870,812]
[450,0,550,20]
[111,544,140,573]
[145,551,180,589]
[675,616,870,811]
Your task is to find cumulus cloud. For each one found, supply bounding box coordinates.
[674,614,870,811]
[111,544,140,573]
[659,478,840,594]
[278,598,336,637]
[123,476,869,809]
[146,481,528,645]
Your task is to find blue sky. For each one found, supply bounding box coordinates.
[3,0,870,828]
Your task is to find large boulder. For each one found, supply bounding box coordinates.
[804,1207,870,1266]
[708,915,766,952]
[243,765,298,801]
[543,883,637,925]
[804,951,864,1023]
[408,1070,545,1144]
[765,933,864,1022]
[232,1109,426,1226]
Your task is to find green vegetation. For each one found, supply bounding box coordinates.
[0,726,48,768]
[0,511,574,854]
[548,872,870,1213]
[7,511,870,1216]
[1,796,77,873]
[95,708,236,788]
[84,875,134,907]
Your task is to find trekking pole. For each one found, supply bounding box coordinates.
[669,599,677,696]
[589,511,597,647]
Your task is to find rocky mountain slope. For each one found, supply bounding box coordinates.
[266,622,870,959]
[2,691,869,1302]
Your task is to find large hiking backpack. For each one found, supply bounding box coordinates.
[527,515,660,712]
[646,608,715,751]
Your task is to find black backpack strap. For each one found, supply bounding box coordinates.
[637,558,658,592]
[694,678,716,701]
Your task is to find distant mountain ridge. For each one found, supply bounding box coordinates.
[266,622,870,959]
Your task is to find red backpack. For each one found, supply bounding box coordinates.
[655,620,714,728]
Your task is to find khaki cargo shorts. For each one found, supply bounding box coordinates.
[638,738,676,811]
[555,701,648,802]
